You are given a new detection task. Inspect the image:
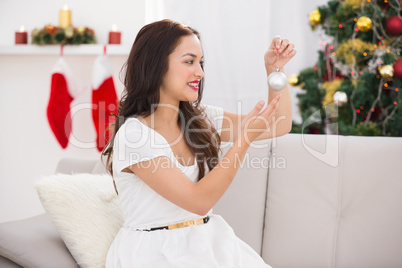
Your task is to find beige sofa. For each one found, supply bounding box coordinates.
[1,133,402,268]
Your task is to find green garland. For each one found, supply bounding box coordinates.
[32,24,96,45]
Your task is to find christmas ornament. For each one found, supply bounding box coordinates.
[65,26,74,38]
[288,74,299,86]
[268,68,287,91]
[356,16,372,32]
[91,55,118,152]
[393,59,402,79]
[309,9,321,25]
[385,15,402,36]
[267,53,287,91]
[333,91,348,106]
[77,26,85,33]
[368,106,382,121]
[345,0,363,9]
[322,79,343,106]
[47,58,82,148]
[45,24,57,35]
[379,65,394,78]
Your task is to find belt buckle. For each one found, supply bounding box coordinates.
[195,217,204,225]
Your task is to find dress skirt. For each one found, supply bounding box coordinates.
[106,214,272,268]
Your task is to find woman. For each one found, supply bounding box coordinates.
[103,19,296,267]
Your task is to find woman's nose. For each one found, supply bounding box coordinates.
[196,64,204,79]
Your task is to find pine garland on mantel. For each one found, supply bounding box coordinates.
[32,24,96,45]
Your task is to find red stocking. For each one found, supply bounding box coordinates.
[91,55,118,152]
[47,58,80,149]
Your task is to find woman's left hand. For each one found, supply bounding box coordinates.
[264,36,297,70]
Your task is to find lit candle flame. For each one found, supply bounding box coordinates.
[63,4,69,10]
[20,25,25,32]
[112,24,118,32]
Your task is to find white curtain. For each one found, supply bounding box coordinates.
[146,0,329,123]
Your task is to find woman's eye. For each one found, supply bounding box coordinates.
[186,60,203,65]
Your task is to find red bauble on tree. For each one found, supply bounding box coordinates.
[394,59,402,79]
[385,15,402,36]
[364,106,383,121]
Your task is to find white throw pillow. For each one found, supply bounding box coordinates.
[34,173,124,268]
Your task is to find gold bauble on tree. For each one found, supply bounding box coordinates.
[344,0,363,9]
[379,65,394,78]
[357,16,372,32]
[288,74,299,86]
[309,9,321,25]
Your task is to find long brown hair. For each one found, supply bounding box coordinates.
[102,19,221,183]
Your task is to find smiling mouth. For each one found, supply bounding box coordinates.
[187,82,199,90]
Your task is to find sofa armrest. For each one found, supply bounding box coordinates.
[0,214,78,268]
[0,256,22,268]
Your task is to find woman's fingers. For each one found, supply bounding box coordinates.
[278,39,289,53]
[243,95,281,142]
[272,36,282,52]
[288,49,297,58]
[282,43,295,57]
[261,95,281,118]
[248,100,265,119]
[253,95,280,126]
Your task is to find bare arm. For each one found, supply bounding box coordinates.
[264,36,297,137]
[221,111,290,142]
[129,95,281,216]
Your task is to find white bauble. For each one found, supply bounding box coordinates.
[267,70,287,91]
[333,91,348,106]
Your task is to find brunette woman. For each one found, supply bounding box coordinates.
[103,19,296,267]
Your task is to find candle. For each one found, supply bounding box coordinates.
[15,25,28,44]
[108,24,121,44]
[59,4,72,28]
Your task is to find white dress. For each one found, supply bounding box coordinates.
[105,104,272,268]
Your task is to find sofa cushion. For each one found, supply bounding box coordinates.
[262,133,402,268]
[213,139,272,255]
[34,173,124,268]
[334,135,402,267]
[262,134,341,267]
[0,213,77,268]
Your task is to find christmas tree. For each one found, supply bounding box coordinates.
[290,0,402,136]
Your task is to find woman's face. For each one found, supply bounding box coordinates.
[160,34,204,103]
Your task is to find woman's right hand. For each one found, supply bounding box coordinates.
[240,94,281,143]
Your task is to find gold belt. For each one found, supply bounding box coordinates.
[136,216,210,232]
